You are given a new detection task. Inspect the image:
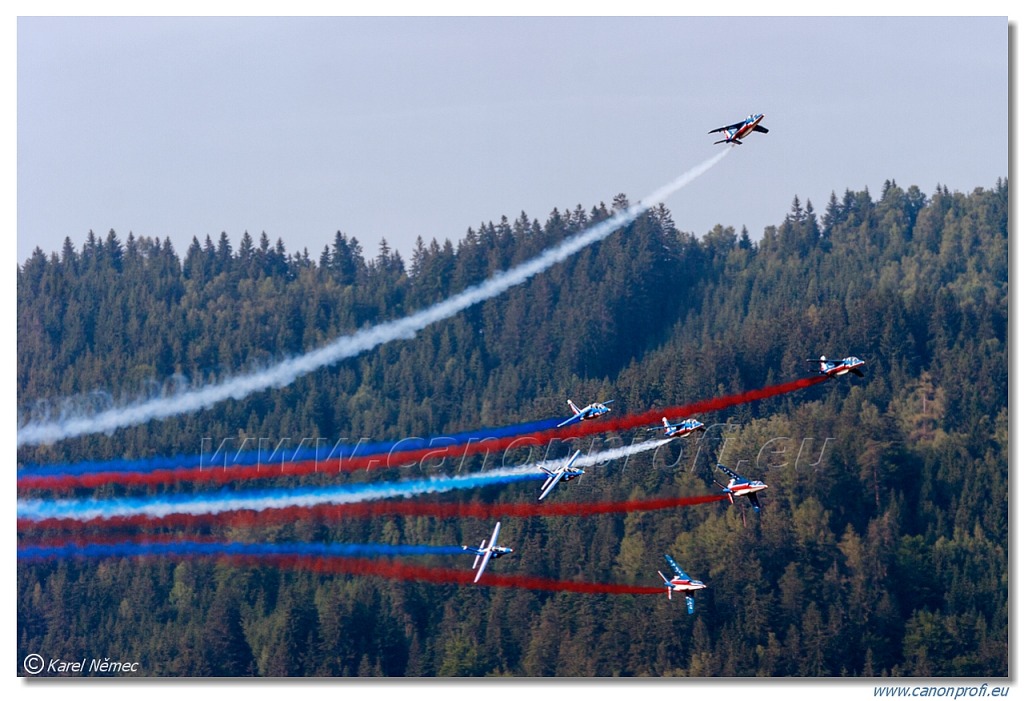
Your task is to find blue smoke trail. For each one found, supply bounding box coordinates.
[18,540,468,562]
[18,417,563,478]
[17,150,729,447]
[17,439,670,522]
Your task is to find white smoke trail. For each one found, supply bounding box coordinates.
[17,150,730,447]
[17,439,672,521]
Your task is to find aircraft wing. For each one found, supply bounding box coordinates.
[663,554,689,580]
[538,471,562,501]
[540,450,582,500]
[469,538,487,569]
[473,549,493,582]
[473,522,502,582]
[749,493,762,512]
[556,412,582,428]
[487,521,502,550]
[709,121,744,133]
[753,125,769,134]
[850,367,864,377]
[717,463,743,481]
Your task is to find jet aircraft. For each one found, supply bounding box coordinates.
[650,416,705,439]
[714,463,768,513]
[538,449,585,501]
[708,113,769,145]
[658,554,707,613]
[557,398,613,428]
[462,521,514,583]
[807,355,866,378]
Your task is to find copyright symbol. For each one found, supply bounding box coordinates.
[23,653,45,675]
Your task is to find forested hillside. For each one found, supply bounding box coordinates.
[17,179,1008,676]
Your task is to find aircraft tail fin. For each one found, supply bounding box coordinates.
[714,480,734,504]
[662,417,671,428]
[567,399,581,414]
[658,571,672,599]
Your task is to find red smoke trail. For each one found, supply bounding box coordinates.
[101,551,670,595]
[20,375,827,491]
[17,532,221,549]
[268,556,667,595]
[17,493,730,535]
[16,544,667,595]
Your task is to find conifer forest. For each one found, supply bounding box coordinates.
[17,178,1008,677]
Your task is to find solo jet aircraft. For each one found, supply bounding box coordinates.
[462,521,513,583]
[650,416,705,439]
[658,554,707,614]
[807,355,866,378]
[708,113,769,145]
[557,398,613,428]
[538,449,585,501]
[714,463,768,513]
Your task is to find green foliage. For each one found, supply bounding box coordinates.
[17,179,1008,676]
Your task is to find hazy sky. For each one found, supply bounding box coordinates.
[17,15,1009,265]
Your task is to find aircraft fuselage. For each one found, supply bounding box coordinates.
[821,357,865,377]
[728,481,767,498]
[731,114,764,141]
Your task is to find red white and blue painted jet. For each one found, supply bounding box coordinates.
[650,416,705,439]
[658,554,707,614]
[462,521,514,583]
[538,449,585,501]
[714,463,768,513]
[807,355,866,378]
[708,113,769,145]
[557,398,613,428]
